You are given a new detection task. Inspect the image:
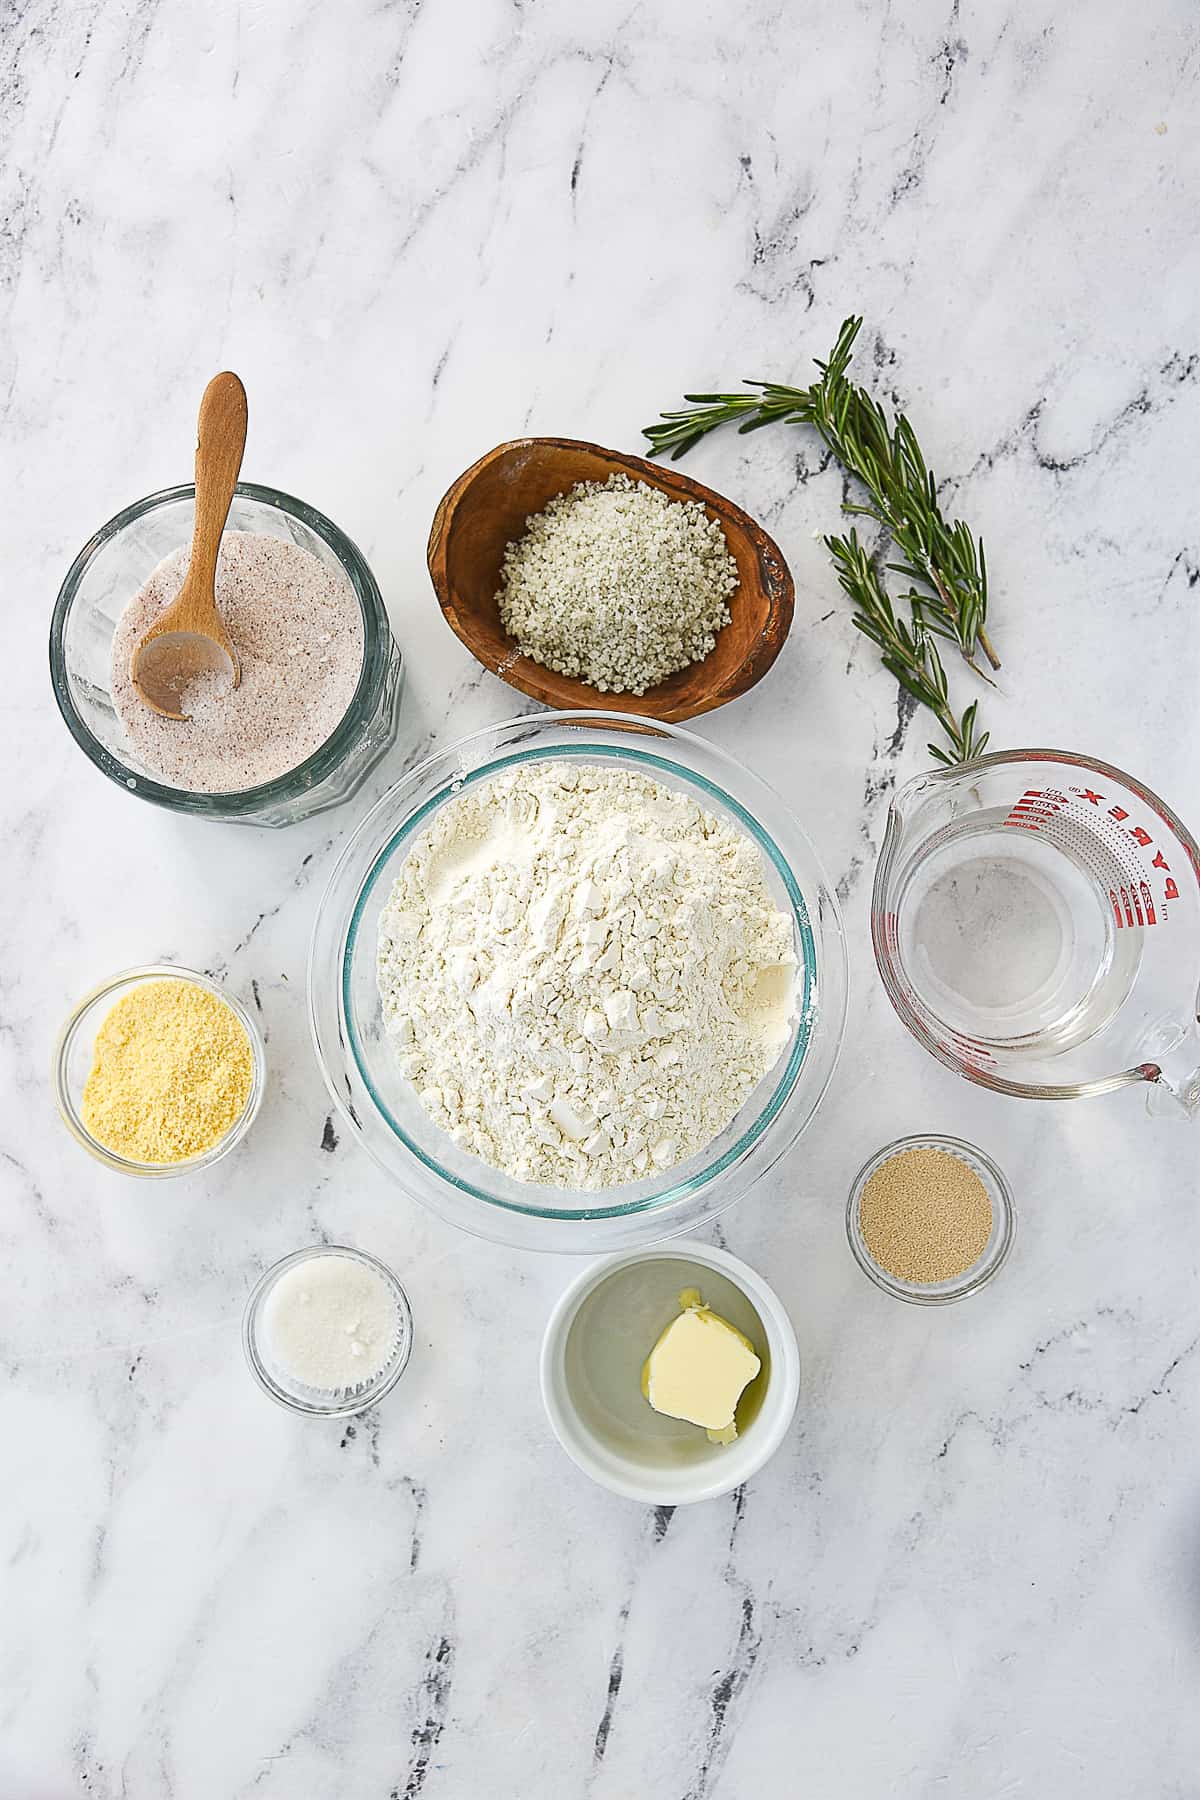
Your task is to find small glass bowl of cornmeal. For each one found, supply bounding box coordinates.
[540,1242,800,1504]
[54,964,266,1178]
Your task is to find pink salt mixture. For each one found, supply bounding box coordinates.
[111,532,365,794]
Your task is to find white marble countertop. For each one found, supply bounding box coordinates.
[5,2,1200,1794]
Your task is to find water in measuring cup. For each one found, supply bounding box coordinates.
[898,807,1143,1049]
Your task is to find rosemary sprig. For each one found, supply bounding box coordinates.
[643,316,999,764]
[808,318,999,677]
[826,531,989,767]
[645,317,998,677]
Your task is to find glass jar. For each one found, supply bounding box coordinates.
[49,482,403,827]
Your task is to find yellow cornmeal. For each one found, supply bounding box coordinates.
[81,979,253,1164]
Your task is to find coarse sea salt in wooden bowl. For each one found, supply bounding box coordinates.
[427,437,795,724]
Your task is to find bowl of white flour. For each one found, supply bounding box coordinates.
[309,713,847,1252]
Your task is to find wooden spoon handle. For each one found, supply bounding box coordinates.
[188,371,247,593]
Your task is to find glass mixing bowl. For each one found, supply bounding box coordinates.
[49,482,404,827]
[308,712,848,1252]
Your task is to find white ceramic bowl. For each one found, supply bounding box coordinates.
[539,1240,800,1504]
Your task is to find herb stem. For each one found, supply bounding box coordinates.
[644,316,999,764]
[978,624,1001,671]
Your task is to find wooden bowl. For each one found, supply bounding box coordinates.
[427,437,794,723]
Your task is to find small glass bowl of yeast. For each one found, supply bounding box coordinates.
[846,1133,1016,1306]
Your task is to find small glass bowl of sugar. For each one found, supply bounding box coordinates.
[243,1245,413,1416]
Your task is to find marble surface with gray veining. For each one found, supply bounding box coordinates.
[4,1,1200,1794]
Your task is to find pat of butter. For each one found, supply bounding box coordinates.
[642,1291,761,1446]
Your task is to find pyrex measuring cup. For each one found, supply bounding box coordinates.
[872,751,1200,1114]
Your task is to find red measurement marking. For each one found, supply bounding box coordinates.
[1005,788,1065,832]
[1005,790,1169,925]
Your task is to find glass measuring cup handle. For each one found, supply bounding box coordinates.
[1141,1022,1200,1118]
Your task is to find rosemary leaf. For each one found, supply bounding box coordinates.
[643,316,1000,765]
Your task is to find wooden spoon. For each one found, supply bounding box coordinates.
[131,371,248,719]
[427,437,795,724]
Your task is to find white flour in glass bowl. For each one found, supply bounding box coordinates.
[376,761,798,1189]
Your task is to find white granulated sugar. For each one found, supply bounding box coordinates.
[496,473,738,695]
[111,531,364,793]
[263,1255,398,1392]
[376,763,798,1189]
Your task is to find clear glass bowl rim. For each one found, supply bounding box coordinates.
[845,1131,1016,1306]
[48,480,392,818]
[309,710,849,1250]
[53,963,267,1178]
[242,1244,414,1417]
